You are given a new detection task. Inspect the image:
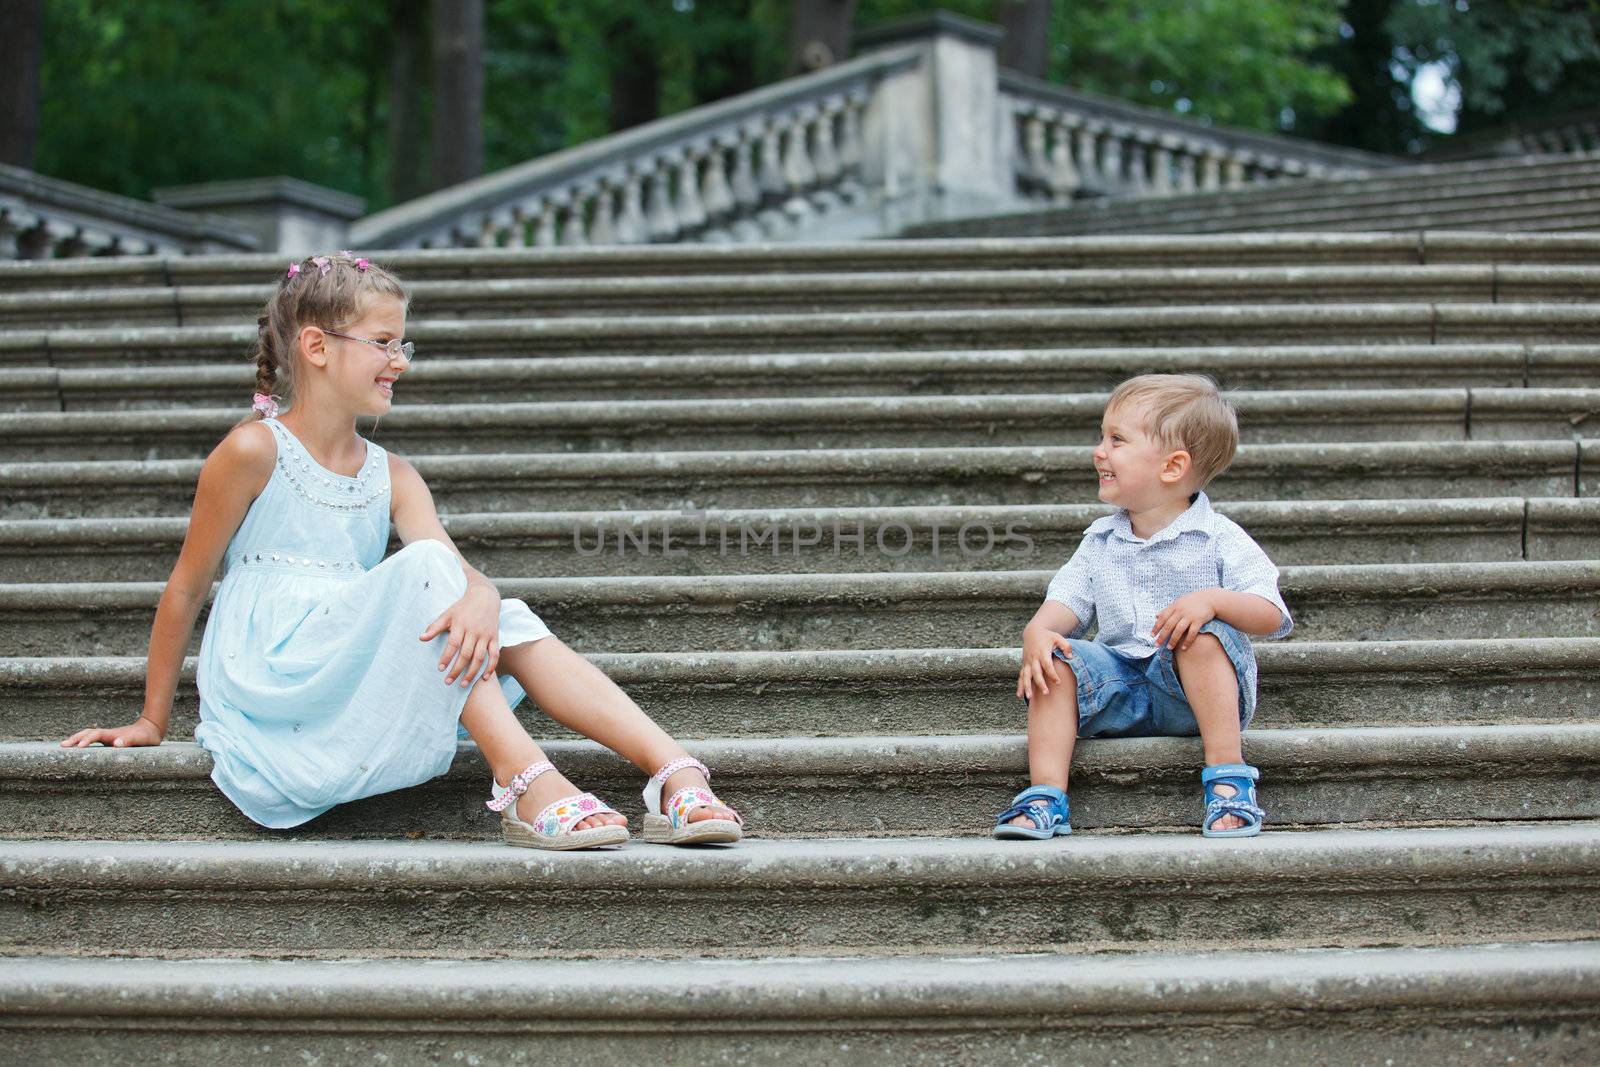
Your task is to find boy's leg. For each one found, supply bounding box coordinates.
[1006,654,1078,829]
[1172,633,1247,831]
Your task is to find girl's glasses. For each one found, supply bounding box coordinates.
[325,330,415,364]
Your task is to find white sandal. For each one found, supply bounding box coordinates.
[488,760,630,850]
[642,756,744,845]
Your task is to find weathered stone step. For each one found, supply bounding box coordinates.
[11,266,1600,328]
[5,303,1599,368]
[909,158,1600,239]
[9,561,1595,658]
[6,639,1596,742]
[3,389,1597,462]
[4,231,1598,293]
[6,497,1577,583]
[8,725,1598,841]
[0,440,1584,519]
[6,345,1595,411]
[6,943,1596,1065]
[4,823,1596,958]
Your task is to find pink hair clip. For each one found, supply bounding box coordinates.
[252,392,281,418]
[339,249,353,257]
[312,255,332,277]
[285,262,300,280]
[355,257,370,271]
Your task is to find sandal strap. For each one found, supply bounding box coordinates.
[642,756,712,816]
[486,760,556,812]
[995,785,1068,831]
[527,792,620,838]
[664,785,743,829]
[651,756,710,786]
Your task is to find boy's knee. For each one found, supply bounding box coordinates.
[1175,632,1227,663]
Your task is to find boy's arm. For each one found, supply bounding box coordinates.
[1152,588,1284,650]
[1019,600,1084,700]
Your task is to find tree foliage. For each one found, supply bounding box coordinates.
[29,0,1598,210]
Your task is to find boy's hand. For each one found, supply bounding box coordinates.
[1152,589,1219,651]
[1018,624,1075,701]
[61,715,165,749]
[422,584,502,687]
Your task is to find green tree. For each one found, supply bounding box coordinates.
[1044,0,1354,135]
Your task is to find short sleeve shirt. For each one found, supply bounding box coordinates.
[1044,492,1293,657]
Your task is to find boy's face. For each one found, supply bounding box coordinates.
[1094,401,1190,509]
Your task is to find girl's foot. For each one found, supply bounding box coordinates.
[660,766,740,824]
[512,769,628,832]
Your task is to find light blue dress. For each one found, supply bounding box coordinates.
[193,416,551,828]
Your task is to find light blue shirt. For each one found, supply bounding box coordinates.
[1045,491,1293,657]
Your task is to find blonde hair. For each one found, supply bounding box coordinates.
[241,253,409,424]
[1106,373,1239,487]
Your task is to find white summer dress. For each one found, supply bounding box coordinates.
[193,416,552,828]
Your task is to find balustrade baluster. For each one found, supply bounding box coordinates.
[1074,125,1101,193]
[1125,141,1151,196]
[1101,133,1126,193]
[617,169,649,244]
[1048,119,1081,200]
[701,139,735,221]
[1021,114,1049,198]
[560,191,589,246]
[730,127,761,211]
[502,207,530,247]
[675,152,707,231]
[533,200,560,246]
[837,93,867,202]
[588,181,619,245]
[1199,151,1222,190]
[1150,142,1175,196]
[646,158,680,241]
[758,121,787,202]
[1223,156,1247,188]
[0,211,24,259]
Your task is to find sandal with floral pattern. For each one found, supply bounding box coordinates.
[488,760,630,850]
[641,756,744,845]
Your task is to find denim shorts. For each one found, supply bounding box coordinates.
[1027,620,1258,738]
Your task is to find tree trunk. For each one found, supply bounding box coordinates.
[430,0,483,191]
[996,0,1050,78]
[388,0,429,204]
[787,0,856,74]
[0,0,44,169]
[609,32,661,132]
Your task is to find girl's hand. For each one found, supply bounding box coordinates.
[60,716,165,749]
[1152,589,1219,651]
[421,584,501,687]
[1018,625,1074,701]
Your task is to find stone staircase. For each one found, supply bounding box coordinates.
[906,154,1600,239]
[1,232,1598,1063]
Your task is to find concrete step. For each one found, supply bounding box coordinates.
[5,943,1597,1065]
[12,265,1600,328]
[4,231,1599,293]
[2,389,1597,462]
[13,345,1600,412]
[0,440,1585,519]
[8,561,1595,658]
[7,725,1598,841]
[4,823,1596,958]
[909,158,1600,239]
[5,498,1589,584]
[6,304,1599,368]
[6,638,1597,742]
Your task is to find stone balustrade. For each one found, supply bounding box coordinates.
[999,73,1399,204]
[1424,108,1600,163]
[350,47,916,251]
[0,163,255,260]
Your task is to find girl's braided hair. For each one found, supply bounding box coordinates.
[240,253,408,424]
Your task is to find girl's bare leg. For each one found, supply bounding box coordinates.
[498,637,737,822]
[458,671,624,830]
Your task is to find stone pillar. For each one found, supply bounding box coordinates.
[153,177,365,256]
[855,12,1013,226]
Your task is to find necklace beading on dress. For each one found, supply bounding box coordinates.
[266,418,389,513]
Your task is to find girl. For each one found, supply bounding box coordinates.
[60,252,743,849]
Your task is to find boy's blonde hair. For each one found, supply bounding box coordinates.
[243,253,409,423]
[1106,373,1238,488]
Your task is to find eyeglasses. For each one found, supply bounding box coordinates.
[324,330,415,364]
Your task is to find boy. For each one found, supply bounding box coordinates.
[994,374,1292,840]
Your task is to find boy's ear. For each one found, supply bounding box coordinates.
[1160,449,1191,485]
[299,325,329,368]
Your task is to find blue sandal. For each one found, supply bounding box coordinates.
[1201,763,1265,838]
[992,785,1072,840]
